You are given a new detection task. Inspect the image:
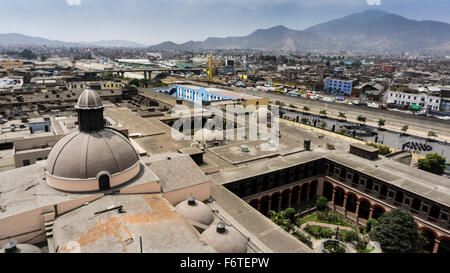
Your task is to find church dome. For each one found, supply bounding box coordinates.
[45,88,140,192]
[175,196,214,226]
[75,88,103,109]
[45,128,140,192]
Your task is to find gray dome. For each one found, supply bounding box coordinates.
[75,88,103,109]
[0,241,41,253]
[200,222,247,253]
[46,128,139,180]
[175,197,214,226]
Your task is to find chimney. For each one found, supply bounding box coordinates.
[304,140,311,150]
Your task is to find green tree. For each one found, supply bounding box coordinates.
[401,125,409,134]
[357,115,366,125]
[129,78,140,87]
[418,153,446,175]
[282,208,296,222]
[337,128,348,136]
[301,117,309,124]
[303,106,310,113]
[370,209,421,253]
[316,196,328,211]
[319,121,327,129]
[427,131,437,140]
[377,119,386,129]
[319,110,327,117]
[365,218,378,233]
[338,112,346,121]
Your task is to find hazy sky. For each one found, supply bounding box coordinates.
[1,0,449,45]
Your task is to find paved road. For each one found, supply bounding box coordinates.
[181,78,450,143]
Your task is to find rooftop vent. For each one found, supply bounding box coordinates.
[304,140,311,150]
[216,222,226,234]
[268,140,277,147]
[241,145,249,152]
[187,195,196,206]
[2,241,17,253]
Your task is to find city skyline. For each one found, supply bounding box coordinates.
[1,0,450,45]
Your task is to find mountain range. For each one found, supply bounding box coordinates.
[148,10,450,53]
[0,33,147,48]
[1,9,449,53]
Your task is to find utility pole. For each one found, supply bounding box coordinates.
[208,55,213,82]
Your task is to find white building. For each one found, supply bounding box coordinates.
[386,90,441,111]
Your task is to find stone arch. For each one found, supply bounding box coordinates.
[249,199,259,210]
[438,237,450,253]
[372,205,386,219]
[281,189,291,210]
[334,187,346,207]
[309,180,318,200]
[358,199,372,220]
[271,192,281,212]
[291,186,300,206]
[323,181,334,201]
[300,183,309,201]
[419,228,437,253]
[345,192,358,213]
[260,195,270,216]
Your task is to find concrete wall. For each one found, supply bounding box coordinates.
[13,135,63,168]
[163,182,211,206]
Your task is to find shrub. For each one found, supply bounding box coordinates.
[343,230,358,242]
[282,207,296,221]
[356,240,368,252]
[293,231,313,248]
[366,218,377,233]
[418,153,446,175]
[316,196,328,210]
[366,142,391,155]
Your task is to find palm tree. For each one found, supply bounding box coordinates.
[301,117,309,124]
[320,110,328,118]
[338,112,347,121]
[303,106,310,113]
[428,131,437,140]
[401,125,409,135]
[357,115,366,125]
[378,119,386,129]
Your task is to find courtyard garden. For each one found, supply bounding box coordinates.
[269,196,381,253]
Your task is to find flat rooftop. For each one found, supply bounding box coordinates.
[0,161,159,220]
[205,88,261,100]
[104,106,165,137]
[321,148,450,208]
[143,153,209,192]
[53,194,215,253]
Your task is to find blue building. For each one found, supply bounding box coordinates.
[154,85,236,104]
[324,77,353,95]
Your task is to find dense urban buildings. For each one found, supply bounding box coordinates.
[0,3,450,256]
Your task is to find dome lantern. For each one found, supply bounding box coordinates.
[75,88,104,132]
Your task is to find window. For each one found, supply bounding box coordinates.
[23,160,30,166]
